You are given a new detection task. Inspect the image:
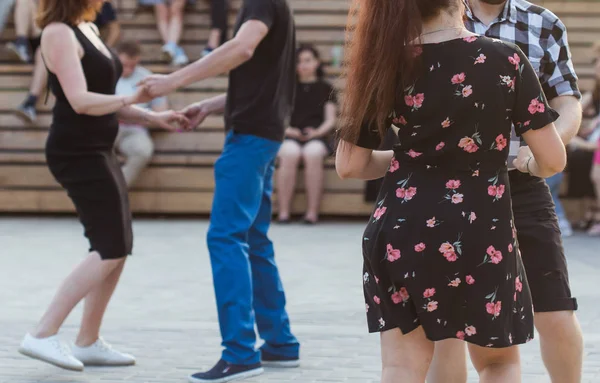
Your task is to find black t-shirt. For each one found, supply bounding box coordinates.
[290,80,337,129]
[94,2,117,29]
[225,0,296,142]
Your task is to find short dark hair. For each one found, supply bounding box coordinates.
[296,44,324,79]
[116,40,142,57]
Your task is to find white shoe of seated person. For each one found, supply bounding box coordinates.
[72,338,136,366]
[19,333,84,371]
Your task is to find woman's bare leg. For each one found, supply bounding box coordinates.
[167,0,186,45]
[381,327,434,383]
[154,3,170,44]
[301,140,328,223]
[75,259,126,346]
[468,343,521,383]
[33,252,124,338]
[427,339,468,383]
[276,140,302,221]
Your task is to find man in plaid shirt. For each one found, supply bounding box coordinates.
[428,0,583,382]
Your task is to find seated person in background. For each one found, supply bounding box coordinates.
[276,45,337,224]
[139,0,190,66]
[202,0,228,57]
[115,41,168,186]
[0,0,15,36]
[6,0,39,63]
[94,0,121,47]
[14,0,120,123]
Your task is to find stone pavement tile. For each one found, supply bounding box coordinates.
[1,218,599,382]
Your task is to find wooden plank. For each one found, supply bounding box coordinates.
[0,164,362,192]
[0,189,373,215]
[0,130,225,152]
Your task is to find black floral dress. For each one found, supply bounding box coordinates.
[357,36,559,348]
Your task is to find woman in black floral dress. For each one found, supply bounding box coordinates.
[336,0,567,381]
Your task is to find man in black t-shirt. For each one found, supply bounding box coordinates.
[139,1,299,382]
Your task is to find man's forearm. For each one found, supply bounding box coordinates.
[549,96,582,145]
[170,39,253,89]
[206,94,227,114]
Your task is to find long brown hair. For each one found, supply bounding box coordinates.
[37,0,99,29]
[339,0,457,145]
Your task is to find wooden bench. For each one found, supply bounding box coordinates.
[0,0,597,216]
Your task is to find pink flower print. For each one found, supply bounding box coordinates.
[373,295,381,304]
[458,137,479,153]
[474,53,487,64]
[524,120,531,126]
[464,36,478,43]
[488,185,497,197]
[462,85,473,98]
[448,278,461,287]
[396,188,406,199]
[373,206,387,220]
[413,46,423,57]
[469,212,477,223]
[515,276,523,292]
[466,275,475,285]
[528,98,545,114]
[436,142,445,151]
[444,252,458,262]
[456,331,466,340]
[451,73,466,84]
[514,292,517,302]
[499,75,515,91]
[386,244,401,262]
[495,134,507,151]
[465,325,477,336]
[414,243,426,252]
[427,217,437,228]
[451,193,464,204]
[407,149,423,158]
[496,184,505,199]
[441,117,452,128]
[399,287,409,302]
[375,275,380,284]
[404,95,414,107]
[423,288,436,298]
[472,170,480,177]
[404,187,417,200]
[366,303,369,312]
[446,179,461,189]
[389,158,400,173]
[508,53,520,69]
[508,243,513,253]
[413,93,425,108]
[378,318,385,327]
[393,116,407,125]
[439,242,455,254]
[391,291,402,304]
[486,301,502,318]
[427,301,439,312]
[488,247,503,264]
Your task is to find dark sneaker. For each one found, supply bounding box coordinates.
[6,41,31,63]
[188,359,264,383]
[260,349,300,368]
[15,104,37,124]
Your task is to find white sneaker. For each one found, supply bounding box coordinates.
[162,43,177,61]
[72,338,135,366]
[172,47,190,66]
[19,333,84,371]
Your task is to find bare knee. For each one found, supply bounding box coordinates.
[428,339,467,383]
[381,327,434,379]
[535,311,581,338]
[278,141,302,167]
[170,0,186,15]
[468,344,519,373]
[301,141,328,164]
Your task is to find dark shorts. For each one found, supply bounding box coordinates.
[29,36,41,54]
[509,171,578,312]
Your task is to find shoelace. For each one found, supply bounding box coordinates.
[52,339,71,356]
[96,339,114,353]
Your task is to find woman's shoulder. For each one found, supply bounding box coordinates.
[472,35,524,58]
[41,22,76,44]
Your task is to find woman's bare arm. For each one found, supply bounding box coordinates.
[41,23,148,116]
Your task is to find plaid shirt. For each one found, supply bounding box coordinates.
[464,0,581,168]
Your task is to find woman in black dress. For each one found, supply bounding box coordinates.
[336,0,566,381]
[276,45,337,224]
[18,0,187,371]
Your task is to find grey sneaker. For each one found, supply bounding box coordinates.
[172,46,189,66]
[15,104,37,124]
[6,41,31,63]
[162,42,177,62]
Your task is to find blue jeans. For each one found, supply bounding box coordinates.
[207,131,299,365]
[545,173,568,224]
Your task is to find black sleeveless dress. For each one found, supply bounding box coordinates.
[45,24,132,260]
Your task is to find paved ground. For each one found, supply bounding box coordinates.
[0,217,599,383]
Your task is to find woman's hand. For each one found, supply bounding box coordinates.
[513,146,540,176]
[303,127,323,141]
[149,110,191,132]
[180,101,212,129]
[285,127,303,140]
[125,85,154,106]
